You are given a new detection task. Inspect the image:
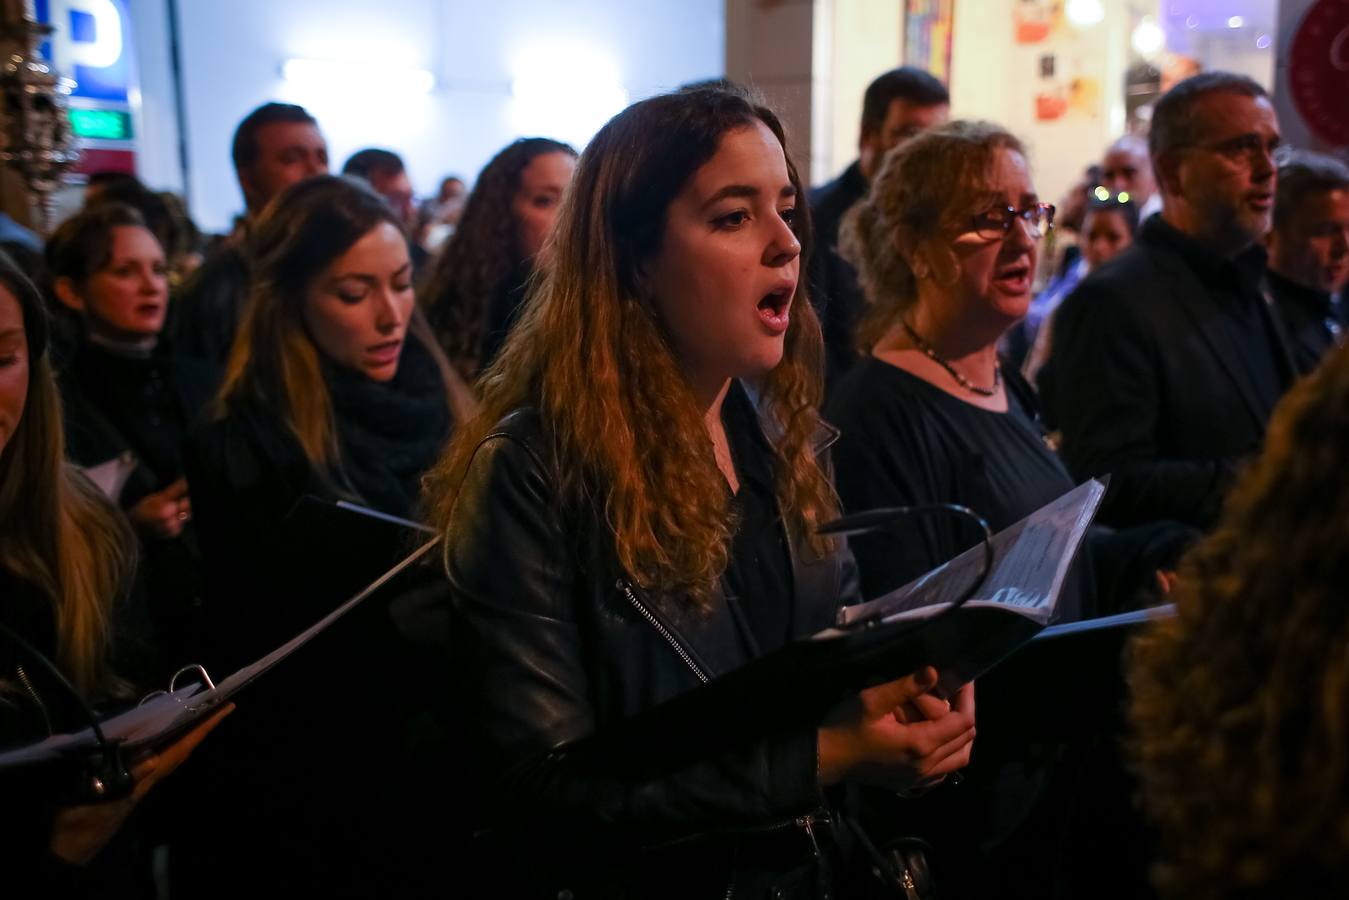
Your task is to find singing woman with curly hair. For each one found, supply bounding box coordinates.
[420,137,576,380]
[425,87,976,898]
[1130,343,1349,899]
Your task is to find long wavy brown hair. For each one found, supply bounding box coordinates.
[1130,343,1349,899]
[0,253,136,699]
[424,87,837,608]
[420,137,576,380]
[842,120,1025,352]
[216,175,472,483]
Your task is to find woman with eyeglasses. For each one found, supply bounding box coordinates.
[826,121,1080,607]
[822,121,1101,895]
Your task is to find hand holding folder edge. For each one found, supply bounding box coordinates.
[561,479,1107,769]
[0,536,440,773]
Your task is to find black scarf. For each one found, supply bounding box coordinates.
[325,336,452,519]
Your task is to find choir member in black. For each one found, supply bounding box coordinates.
[48,203,216,667]
[425,87,976,899]
[420,136,576,381]
[826,120,1095,615]
[1264,149,1349,375]
[172,102,328,365]
[186,173,474,662]
[0,250,228,894]
[175,174,471,897]
[1051,72,1294,529]
[825,121,1188,898]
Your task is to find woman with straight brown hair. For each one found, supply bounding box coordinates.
[425,86,976,898]
[176,174,473,897]
[188,174,473,661]
[0,251,227,892]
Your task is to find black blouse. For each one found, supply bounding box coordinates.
[721,382,795,653]
[827,356,1093,621]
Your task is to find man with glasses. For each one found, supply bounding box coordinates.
[809,67,949,388]
[1265,150,1349,375]
[1049,72,1294,531]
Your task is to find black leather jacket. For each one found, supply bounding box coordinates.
[443,393,861,897]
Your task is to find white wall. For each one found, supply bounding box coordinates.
[949,0,1128,208]
[818,0,903,185]
[126,0,183,194]
[134,0,723,233]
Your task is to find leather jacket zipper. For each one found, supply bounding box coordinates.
[15,664,52,734]
[618,580,709,684]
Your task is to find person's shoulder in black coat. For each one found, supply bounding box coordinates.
[1047,228,1238,529]
[170,243,250,366]
[808,162,870,387]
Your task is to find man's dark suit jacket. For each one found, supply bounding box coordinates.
[1049,215,1295,529]
[808,160,868,387]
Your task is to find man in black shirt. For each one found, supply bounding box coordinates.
[173,103,329,365]
[808,67,948,387]
[1051,72,1293,529]
[1264,150,1349,376]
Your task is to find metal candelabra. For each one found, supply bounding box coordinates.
[0,14,78,235]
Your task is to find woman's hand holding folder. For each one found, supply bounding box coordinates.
[47,703,234,866]
[816,666,975,793]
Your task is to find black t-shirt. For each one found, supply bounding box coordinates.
[827,357,1092,621]
[719,383,795,653]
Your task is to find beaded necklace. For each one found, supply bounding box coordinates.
[899,320,1001,397]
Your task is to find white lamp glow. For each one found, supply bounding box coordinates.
[282,58,435,95]
[1227,16,1245,29]
[509,45,628,149]
[1132,18,1165,57]
[1066,0,1104,27]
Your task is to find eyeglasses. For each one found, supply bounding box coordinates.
[968,202,1056,240]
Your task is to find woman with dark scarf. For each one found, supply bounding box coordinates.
[174,175,473,896]
[186,175,473,663]
[420,137,576,382]
[48,203,217,670]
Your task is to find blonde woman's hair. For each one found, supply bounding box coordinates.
[842,119,1026,351]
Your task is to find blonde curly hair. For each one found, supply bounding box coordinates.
[841,119,1024,352]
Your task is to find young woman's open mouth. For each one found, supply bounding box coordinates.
[757,285,793,334]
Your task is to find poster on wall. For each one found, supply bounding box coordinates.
[1013,0,1102,122]
[905,0,955,85]
[1014,0,1060,44]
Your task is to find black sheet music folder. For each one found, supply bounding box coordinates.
[564,480,1109,768]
